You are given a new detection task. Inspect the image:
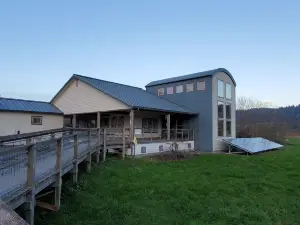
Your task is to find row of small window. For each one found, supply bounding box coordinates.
[158,81,206,96]
[218,101,231,137]
[218,80,232,100]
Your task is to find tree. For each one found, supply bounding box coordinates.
[237,96,273,110]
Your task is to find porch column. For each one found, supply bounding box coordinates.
[96,112,101,163]
[72,114,77,128]
[166,114,171,141]
[130,110,135,142]
[97,112,101,128]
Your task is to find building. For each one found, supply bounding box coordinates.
[0,98,64,136]
[51,68,236,154]
[146,68,236,151]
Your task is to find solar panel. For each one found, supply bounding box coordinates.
[223,137,283,154]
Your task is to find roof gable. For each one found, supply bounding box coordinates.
[0,98,63,114]
[145,68,236,87]
[73,74,195,114]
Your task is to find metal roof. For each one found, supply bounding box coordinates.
[145,68,236,87]
[74,75,195,114]
[0,98,63,114]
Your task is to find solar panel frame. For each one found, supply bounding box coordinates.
[223,137,284,154]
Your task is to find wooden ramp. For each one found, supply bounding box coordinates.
[0,128,130,225]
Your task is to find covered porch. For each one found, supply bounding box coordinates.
[63,109,196,144]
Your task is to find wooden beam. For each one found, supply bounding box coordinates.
[166,114,170,141]
[73,134,79,183]
[103,128,107,162]
[36,200,58,212]
[97,112,101,128]
[72,114,77,128]
[55,138,62,210]
[86,130,92,173]
[122,128,126,159]
[96,128,101,163]
[129,110,135,142]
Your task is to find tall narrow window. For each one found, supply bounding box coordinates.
[218,80,224,98]
[218,101,224,136]
[226,83,232,100]
[176,85,183,93]
[226,103,232,136]
[158,88,164,96]
[167,87,174,94]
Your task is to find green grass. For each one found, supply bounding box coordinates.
[36,139,300,225]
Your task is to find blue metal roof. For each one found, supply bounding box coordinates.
[145,68,236,87]
[0,98,63,114]
[74,75,195,114]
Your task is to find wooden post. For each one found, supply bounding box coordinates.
[166,114,170,141]
[129,110,135,142]
[72,114,77,128]
[72,134,78,183]
[25,142,36,225]
[55,138,62,210]
[122,128,126,159]
[96,128,100,163]
[86,130,92,173]
[103,128,107,161]
[181,129,184,141]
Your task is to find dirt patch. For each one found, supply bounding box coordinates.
[150,151,199,161]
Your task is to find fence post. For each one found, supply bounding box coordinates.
[86,130,92,173]
[122,128,126,159]
[54,138,62,210]
[25,142,36,225]
[103,128,107,162]
[96,128,101,163]
[72,133,78,183]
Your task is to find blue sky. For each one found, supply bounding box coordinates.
[0,0,299,106]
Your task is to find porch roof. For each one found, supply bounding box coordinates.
[73,74,196,114]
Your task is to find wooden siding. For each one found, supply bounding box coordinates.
[52,79,130,114]
[0,112,63,136]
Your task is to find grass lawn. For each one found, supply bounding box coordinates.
[36,139,300,225]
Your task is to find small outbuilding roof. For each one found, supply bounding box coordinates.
[145,68,236,87]
[72,75,195,114]
[0,98,63,114]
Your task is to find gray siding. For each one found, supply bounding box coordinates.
[146,77,213,152]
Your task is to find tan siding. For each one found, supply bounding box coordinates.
[212,72,236,151]
[52,79,129,114]
[0,112,63,136]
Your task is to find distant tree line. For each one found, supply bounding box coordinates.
[236,96,299,142]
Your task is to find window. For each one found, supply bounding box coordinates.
[176,85,183,93]
[226,103,232,136]
[218,101,224,119]
[197,81,205,91]
[217,101,224,136]
[158,88,164,96]
[167,87,173,94]
[186,83,194,92]
[226,104,231,119]
[100,116,109,128]
[217,80,224,97]
[218,120,224,137]
[226,121,231,137]
[226,83,232,100]
[31,116,43,125]
[142,118,158,133]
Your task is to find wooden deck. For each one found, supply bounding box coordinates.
[0,128,129,225]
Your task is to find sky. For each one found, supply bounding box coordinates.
[0,0,299,107]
